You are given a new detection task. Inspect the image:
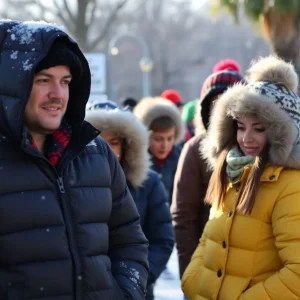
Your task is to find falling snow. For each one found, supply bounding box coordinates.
[119,262,127,268]
[127,268,140,288]
[10,51,18,59]
[23,59,33,71]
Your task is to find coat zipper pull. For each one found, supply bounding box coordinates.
[57,177,65,193]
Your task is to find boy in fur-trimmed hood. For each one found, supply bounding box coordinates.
[134,97,185,204]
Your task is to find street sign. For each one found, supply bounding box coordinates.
[85,53,106,102]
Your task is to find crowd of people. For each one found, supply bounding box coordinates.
[0,19,299,300]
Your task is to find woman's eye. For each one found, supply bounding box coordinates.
[255,128,265,132]
[237,127,245,131]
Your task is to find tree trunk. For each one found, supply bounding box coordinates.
[262,9,300,93]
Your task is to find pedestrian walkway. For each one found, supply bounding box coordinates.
[154,249,184,300]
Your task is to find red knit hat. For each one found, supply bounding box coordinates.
[161,89,183,107]
[213,59,241,74]
[200,69,243,129]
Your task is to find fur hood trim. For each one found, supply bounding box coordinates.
[201,56,300,170]
[133,97,185,144]
[85,109,151,188]
[201,82,300,169]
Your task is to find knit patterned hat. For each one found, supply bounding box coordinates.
[200,69,243,129]
[201,55,300,170]
[161,89,183,107]
[86,99,121,111]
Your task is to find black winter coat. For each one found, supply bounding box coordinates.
[0,21,148,300]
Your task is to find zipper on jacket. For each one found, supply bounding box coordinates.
[22,148,83,298]
[57,174,83,299]
[57,177,65,193]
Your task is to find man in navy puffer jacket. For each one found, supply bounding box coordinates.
[0,20,148,299]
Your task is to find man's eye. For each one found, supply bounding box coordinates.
[37,78,48,83]
[62,80,71,85]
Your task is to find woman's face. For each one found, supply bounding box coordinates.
[237,115,268,156]
[101,131,123,161]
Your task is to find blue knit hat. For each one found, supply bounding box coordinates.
[86,100,121,111]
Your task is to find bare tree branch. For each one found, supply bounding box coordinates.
[6,0,36,5]
[88,0,130,51]
[43,0,74,35]
[62,0,76,27]
[88,0,97,27]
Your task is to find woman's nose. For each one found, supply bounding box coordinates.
[243,130,253,143]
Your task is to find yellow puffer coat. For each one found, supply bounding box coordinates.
[182,164,300,300]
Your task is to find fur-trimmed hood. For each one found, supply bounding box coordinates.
[201,55,300,170]
[133,97,185,144]
[85,108,151,188]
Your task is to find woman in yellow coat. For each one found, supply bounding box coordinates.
[182,55,300,300]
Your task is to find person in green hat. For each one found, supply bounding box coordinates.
[181,99,198,141]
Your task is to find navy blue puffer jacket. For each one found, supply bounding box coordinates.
[0,20,148,300]
[85,104,174,300]
[129,170,174,286]
[150,145,182,204]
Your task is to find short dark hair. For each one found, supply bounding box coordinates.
[149,116,176,132]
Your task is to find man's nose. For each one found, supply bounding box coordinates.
[49,82,65,99]
[162,140,168,149]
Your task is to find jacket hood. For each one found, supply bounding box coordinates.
[201,55,300,170]
[194,98,206,136]
[85,108,151,188]
[0,20,91,142]
[133,97,185,144]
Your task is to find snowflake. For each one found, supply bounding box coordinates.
[10,21,64,45]
[23,59,33,71]
[10,51,18,59]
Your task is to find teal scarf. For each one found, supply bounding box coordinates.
[226,146,255,182]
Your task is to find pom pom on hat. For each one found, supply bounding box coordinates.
[213,59,241,74]
[247,55,298,92]
[161,89,183,107]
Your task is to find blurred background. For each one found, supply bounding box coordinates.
[2,0,298,103]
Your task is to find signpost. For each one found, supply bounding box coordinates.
[84,53,106,103]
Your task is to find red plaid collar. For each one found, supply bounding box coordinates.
[28,119,72,166]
